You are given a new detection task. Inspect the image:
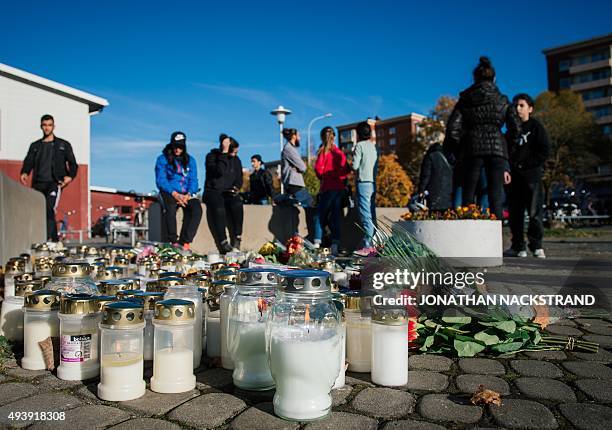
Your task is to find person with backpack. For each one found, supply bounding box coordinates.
[155,131,202,251]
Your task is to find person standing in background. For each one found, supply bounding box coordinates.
[314,126,350,255]
[20,114,78,242]
[418,132,453,211]
[352,121,378,249]
[249,154,276,204]
[155,131,202,251]
[506,93,550,258]
[224,138,244,250]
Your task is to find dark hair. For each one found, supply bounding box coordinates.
[473,56,495,83]
[356,121,372,141]
[251,154,263,163]
[513,93,534,108]
[40,114,54,123]
[164,143,189,170]
[218,133,229,150]
[229,137,239,152]
[282,128,298,141]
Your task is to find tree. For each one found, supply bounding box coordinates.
[399,96,457,181]
[534,90,608,203]
[303,164,320,198]
[376,154,414,207]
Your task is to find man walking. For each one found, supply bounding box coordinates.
[20,115,78,241]
[249,154,276,204]
[506,94,550,258]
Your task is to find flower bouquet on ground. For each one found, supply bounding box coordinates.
[367,219,599,357]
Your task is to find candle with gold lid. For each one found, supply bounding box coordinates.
[84,247,99,264]
[97,301,146,401]
[116,289,143,299]
[47,262,98,296]
[164,280,203,368]
[57,294,101,380]
[94,295,117,313]
[0,280,44,341]
[4,261,25,297]
[97,266,123,282]
[21,290,61,370]
[215,269,237,283]
[150,299,196,393]
[100,279,133,296]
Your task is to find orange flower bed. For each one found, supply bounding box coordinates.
[401,204,497,221]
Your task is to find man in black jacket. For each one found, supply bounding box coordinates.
[506,93,550,258]
[20,115,78,241]
[249,154,276,204]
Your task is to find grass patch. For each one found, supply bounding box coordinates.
[0,335,15,372]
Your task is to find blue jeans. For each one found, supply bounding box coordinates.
[318,190,343,245]
[357,181,376,248]
[291,186,322,242]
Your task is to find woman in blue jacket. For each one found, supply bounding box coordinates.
[155,131,202,250]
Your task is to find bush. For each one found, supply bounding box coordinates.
[376,154,414,207]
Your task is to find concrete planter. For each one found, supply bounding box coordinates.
[399,219,502,267]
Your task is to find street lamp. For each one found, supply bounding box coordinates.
[270,105,292,194]
[307,113,332,165]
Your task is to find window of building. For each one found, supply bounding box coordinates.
[591,50,609,62]
[389,127,396,135]
[588,106,611,118]
[559,78,571,89]
[340,130,353,143]
[582,88,606,100]
[389,137,397,146]
[558,59,570,72]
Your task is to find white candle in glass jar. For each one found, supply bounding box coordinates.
[346,313,372,372]
[220,293,234,370]
[143,310,154,361]
[229,320,273,390]
[206,311,221,358]
[98,352,145,400]
[0,297,25,341]
[151,347,195,393]
[333,323,346,389]
[269,327,341,421]
[371,321,408,386]
[22,317,59,370]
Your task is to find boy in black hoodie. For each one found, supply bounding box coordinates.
[506,93,550,258]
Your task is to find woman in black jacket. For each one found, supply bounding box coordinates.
[444,56,521,220]
[202,134,243,253]
[418,137,453,211]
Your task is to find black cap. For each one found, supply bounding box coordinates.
[170,131,186,147]
[251,154,262,163]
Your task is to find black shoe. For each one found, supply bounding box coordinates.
[219,240,233,254]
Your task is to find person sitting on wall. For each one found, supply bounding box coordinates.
[249,154,276,204]
[155,131,202,251]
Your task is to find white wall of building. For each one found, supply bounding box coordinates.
[0,75,91,164]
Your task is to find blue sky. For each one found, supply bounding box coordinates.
[2,0,611,193]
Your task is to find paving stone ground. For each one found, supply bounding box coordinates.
[1,236,612,429]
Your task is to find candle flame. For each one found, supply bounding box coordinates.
[305,304,310,324]
[257,297,267,315]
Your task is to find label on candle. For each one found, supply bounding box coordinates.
[61,334,95,362]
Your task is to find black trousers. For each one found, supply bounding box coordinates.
[160,192,203,244]
[462,156,505,220]
[508,172,544,251]
[33,182,60,241]
[203,190,243,250]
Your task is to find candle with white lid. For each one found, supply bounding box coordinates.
[267,270,342,421]
[21,290,61,370]
[97,301,146,401]
[150,299,196,393]
[228,268,278,390]
[371,306,408,387]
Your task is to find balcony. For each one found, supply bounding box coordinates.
[584,96,612,108]
[569,58,612,74]
[571,77,612,92]
[595,115,612,125]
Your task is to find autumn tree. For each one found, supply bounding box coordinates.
[376,154,414,207]
[534,90,609,203]
[399,95,457,181]
[303,164,320,198]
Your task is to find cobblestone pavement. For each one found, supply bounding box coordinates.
[1,233,611,429]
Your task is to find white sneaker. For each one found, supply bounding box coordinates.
[533,249,546,258]
[313,240,321,249]
[504,248,528,258]
[518,250,528,258]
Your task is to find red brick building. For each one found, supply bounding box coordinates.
[90,186,156,226]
